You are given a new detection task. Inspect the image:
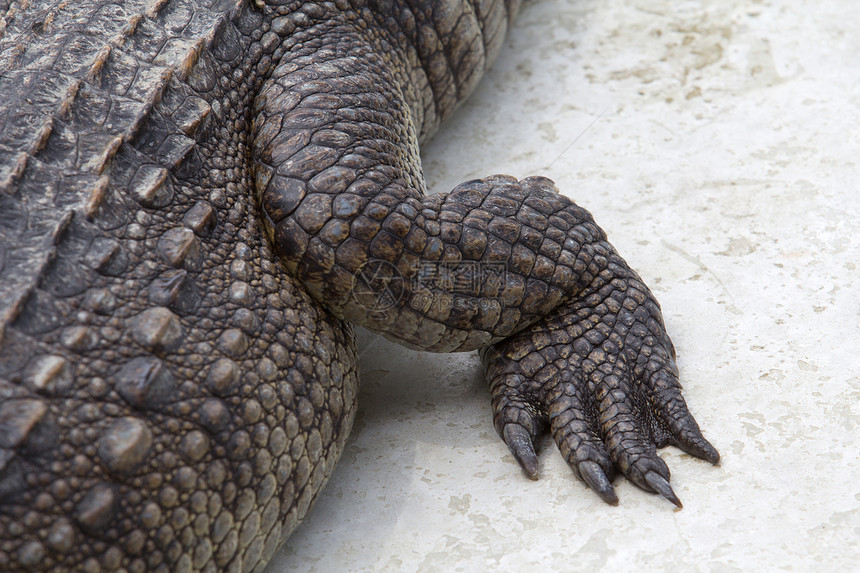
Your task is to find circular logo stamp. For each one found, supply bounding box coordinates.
[351,260,405,313]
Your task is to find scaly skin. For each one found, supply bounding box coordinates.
[0,0,718,571]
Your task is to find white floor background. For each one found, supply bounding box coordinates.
[266,0,860,570]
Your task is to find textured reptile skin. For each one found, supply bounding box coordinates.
[0,0,718,571]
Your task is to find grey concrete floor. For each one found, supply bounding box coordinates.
[267,0,860,570]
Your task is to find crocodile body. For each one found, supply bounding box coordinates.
[0,1,719,571]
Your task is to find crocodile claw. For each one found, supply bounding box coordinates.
[503,423,539,480]
[578,461,618,505]
[644,471,683,508]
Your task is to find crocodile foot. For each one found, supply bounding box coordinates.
[481,268,719,506]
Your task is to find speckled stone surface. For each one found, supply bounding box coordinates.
[266,0,860,570]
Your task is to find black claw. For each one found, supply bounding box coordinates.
[687,439,721,465]
[503,424,539,479]
[676,430,721,465]
[695,438,721,465]
[578,461,618,505]
[644,471,683,508]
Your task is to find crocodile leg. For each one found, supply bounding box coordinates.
[253,6,719,505]
[255,13,608,353]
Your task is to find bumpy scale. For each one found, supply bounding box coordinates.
[0,0,718,571]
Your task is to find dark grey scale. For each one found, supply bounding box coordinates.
[0,1,717,571]
[135,115,198,172]
[40,221,94,299]
[157,227,201,270]
[148,269,201,314]
[97,417,154,476]
[73,483,119,535]
[0,398,58,503]
[182,201,217,236]
[12,290,67,338]
[24,355,74,396]
[115,357,177,410]
[130,307,184,352]
[117,151,176,210]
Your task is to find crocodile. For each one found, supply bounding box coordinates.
[0,0,720,571]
